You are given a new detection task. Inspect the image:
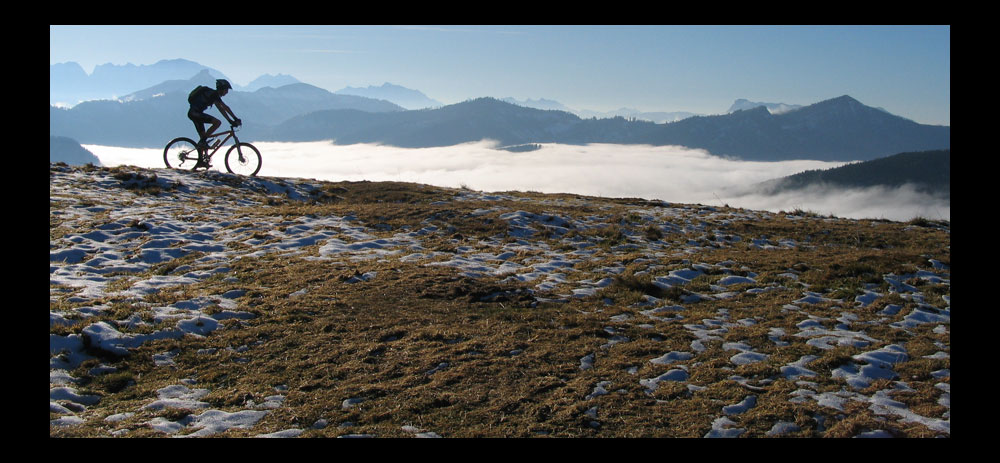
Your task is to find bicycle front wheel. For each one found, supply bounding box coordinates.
[163,137,200,170]
[225,142,262,176]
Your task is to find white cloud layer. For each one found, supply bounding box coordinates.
[84,140,949,222]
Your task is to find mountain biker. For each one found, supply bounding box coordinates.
[188,79,242,169]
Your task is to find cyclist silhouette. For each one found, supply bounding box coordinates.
[188,79,241,169]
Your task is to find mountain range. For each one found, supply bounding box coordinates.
[50,60,949,162]
[50,70,405,147]
[51,59,232,106]
[263,95,948,162]
[51,60,695,121]
[641,96,948,161]
[48,59,785,124]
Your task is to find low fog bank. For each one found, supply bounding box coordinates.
[84,140,949,222]
[721,183,949,223]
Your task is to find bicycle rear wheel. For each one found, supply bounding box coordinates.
[163,137,200,170]
[225,142,262,176]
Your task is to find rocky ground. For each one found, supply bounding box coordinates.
[50,163,950,437]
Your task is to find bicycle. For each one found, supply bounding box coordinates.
[163,124,262,176]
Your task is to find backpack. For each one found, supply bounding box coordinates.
[188,85,212,106]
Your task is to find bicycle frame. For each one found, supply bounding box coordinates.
[201,126,242,160]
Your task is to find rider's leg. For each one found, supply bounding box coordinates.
[204,118,222,144]
[195,124,208,150]
[197,116,222,168]
[188,109,222,169]
[188,108,211,149]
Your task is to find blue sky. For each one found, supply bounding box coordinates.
[50,25,950,125]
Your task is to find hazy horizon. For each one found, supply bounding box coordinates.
[51,25,950,126]
[84,141,950,223]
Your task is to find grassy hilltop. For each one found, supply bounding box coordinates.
[50,163,950,438]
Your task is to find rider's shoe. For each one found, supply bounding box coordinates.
[193,159,212,170]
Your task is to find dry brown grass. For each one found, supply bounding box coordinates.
[50,166,950,438]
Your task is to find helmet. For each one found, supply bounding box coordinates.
[216,79,232,91]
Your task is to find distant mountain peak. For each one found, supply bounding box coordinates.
[728,98,802,115]
[51,61,88,75]
[335,83,442,110]
[245,73,301,91]
[801,95,885,116]
[153,58,202,67]
[831,94,860,103]
[814,95,873,110]
[501,97,573,112]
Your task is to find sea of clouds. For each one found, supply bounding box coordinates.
[85,140,950,222]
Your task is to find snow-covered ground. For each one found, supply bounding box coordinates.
[50,164,950,437]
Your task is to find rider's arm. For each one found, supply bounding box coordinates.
[216,100,239,125]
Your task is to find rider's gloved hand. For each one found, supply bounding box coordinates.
[233,118,242,127]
